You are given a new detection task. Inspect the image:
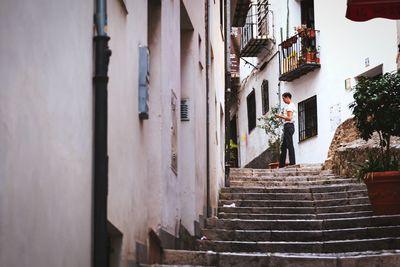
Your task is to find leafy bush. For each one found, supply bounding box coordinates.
[349,71,400,175]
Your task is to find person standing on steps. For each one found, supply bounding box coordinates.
[275,92,296,168]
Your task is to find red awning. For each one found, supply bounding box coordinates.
[346,0,400,21]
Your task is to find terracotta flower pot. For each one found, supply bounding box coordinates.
[306,52,315,63]
[364,171,400,215]
[269,162,279,169]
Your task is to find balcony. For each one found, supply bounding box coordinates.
[279,28,321,82]
[240,4,274,57]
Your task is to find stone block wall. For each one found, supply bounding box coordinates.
[324,118,400,177]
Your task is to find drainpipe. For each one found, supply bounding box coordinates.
[205,0,211,218]
[225,0,231,187]
[93,0,111,266]
[286,0,290,39]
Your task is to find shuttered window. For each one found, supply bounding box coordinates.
[298,95,318,141]
[261,80,269,114]
[247,89,256,132]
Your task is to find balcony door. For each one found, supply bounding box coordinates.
[301,0,315,28]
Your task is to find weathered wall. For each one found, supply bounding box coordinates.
[0,0,225,266]
[180,0,208,235]
[208,0,226,216]
[107,0,224,265]
[0,0,93,266]
[107,0,155,264]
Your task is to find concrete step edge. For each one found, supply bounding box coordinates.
[217,210,374,217]
[198,236,400,245]
[219,196,369,204]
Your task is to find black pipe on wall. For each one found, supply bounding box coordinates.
[93,29,112,267]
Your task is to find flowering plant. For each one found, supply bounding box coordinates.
[257,106,284,161]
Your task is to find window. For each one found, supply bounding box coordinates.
[247,89,256,132]
[261,80,269,114]
[298,95,318,141]
[301,0,315,28]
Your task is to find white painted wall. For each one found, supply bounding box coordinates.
[0,0,93,266]
[107,0,225,265]
[107,0,155,264]
[208,0,226,216]
[1,0,225,265]
[236,0,398,166]
[237,55,281,167]
[0,0,224,267]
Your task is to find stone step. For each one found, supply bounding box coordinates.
[196,237,400,253]
[142,265,214,267]
[229,167,325,176]
[217,210,374,220]
[229,172,329,179]
[221,183,367,194]
[162,250,218,266]
[312,190,367,200]
[218,196,370,208]
[219,190,368,201]
[163,249,400,267]
[229,179,359,188]
[205,215,400,231]
[201,225,400,242]
[229,174,344,181]
[218,203,372,215]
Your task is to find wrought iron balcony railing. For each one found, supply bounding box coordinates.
[240,3,274,57]
[279,28,321,81]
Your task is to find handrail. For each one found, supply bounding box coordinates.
[279,28,320,75]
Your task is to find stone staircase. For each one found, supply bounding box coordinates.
[153,165,400,266]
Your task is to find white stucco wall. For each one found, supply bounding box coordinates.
[237,55,281,167]
[236,0,398,166]
[107,0,225,265]
[179,0,208,234]
[208,0,226,216]
[107,0,157,264]
[0,1,93,266]
[1,0,225,265]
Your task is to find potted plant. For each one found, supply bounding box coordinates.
[295,25,307,38]
[257,106,284,169]
[349,71,400,215]
[305,47,315,63]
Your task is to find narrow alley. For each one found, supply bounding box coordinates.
[1,0,400,267]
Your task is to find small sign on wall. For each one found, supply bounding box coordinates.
[365,57,370,67]
[345,78,351,90]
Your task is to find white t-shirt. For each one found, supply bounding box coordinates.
[283,102,296,124]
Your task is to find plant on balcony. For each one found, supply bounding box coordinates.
[257,105,284,168]
[349,71,400,214]
[295,25,307,38]
[305,47,316,63]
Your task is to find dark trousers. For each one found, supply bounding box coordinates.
[279,123,296,167]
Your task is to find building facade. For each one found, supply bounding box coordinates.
[231,0,398,168]
[0,0,225,266]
